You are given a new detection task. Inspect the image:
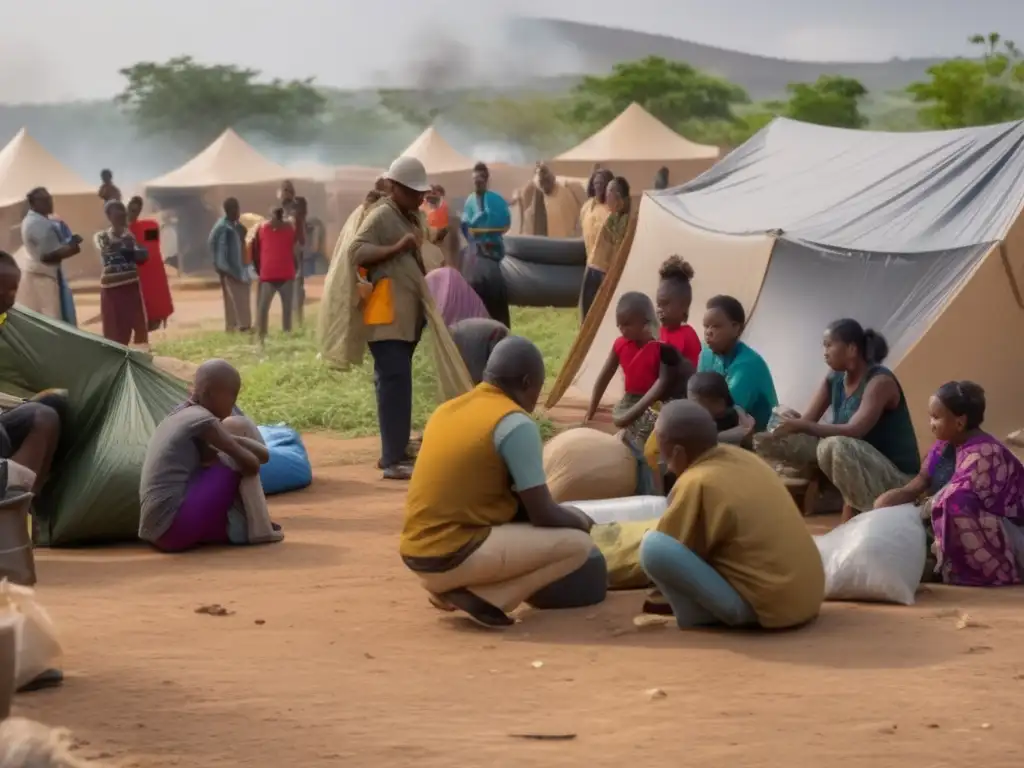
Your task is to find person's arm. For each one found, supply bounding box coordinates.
[801,377,832,423]
[200,422,261,476]
[350,209,412,267]
[725,356,772,417]
[800,376,896,439]
[496,414,592,532]
[207,223,222,256]
[586,349,621,421]
[234,436,270,464]
[874,458,931,509]
[719,407,756,445]
[654,479,708,558]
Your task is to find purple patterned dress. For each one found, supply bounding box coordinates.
[928,434,1024,587]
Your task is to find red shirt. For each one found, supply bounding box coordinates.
[129,219,174,324]
[660,324,702,369]
[613,337,663,395]
[257,222,297,282]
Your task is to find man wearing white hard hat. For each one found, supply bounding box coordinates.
[350,156,432,481]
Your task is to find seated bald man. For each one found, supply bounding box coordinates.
[139,359,283,552]
[641,400,824,630]
[401,336,595,628]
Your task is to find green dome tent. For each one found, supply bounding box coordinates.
[0,308,187,545]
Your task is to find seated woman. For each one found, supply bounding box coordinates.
[639,400,824,629]
[766,319,920,522]
[875,381,1024,587]
[426,267,490,328]
[138,359,283,553]
[698,295,778,432]
[401,336,595,629]
[586,291,692,449]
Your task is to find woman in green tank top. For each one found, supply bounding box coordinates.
[768,318,920,522]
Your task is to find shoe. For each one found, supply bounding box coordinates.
[381,464,413,481]
[440,588,514,628]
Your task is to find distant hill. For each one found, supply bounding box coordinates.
[514,18,945,99]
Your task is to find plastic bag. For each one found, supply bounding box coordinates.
[814,504,926,605]
[572,496,667,525]
[0,581,62,690]
[543,428,636,503]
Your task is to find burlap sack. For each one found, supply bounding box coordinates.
[543,428,636,503]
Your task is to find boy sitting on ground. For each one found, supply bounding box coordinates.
[139,359,283,552]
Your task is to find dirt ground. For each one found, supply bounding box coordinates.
[13,285,1024,766]
[12,431,1023,767]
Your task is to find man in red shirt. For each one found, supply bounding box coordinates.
[251,207,296,346]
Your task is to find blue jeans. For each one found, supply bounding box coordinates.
[639,531,757,628]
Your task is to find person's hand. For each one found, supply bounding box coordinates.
[63,242,81,257]
[435,227,449,242]
[772,415,809,436]
[70,234,83,245]
[390,233,418,255]
[612,412,632,429]
[563,505,594,533]
[738,410,756,435]
[873,489,905,509]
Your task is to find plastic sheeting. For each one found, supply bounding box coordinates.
[0,308,186,545]
[742,238,989,410]
[657,117,1024,252]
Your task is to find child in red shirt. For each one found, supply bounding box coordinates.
[252,207,297,345]
[586,291,693,448]
[656,256,701,368]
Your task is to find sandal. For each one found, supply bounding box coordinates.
[440,588,514,628]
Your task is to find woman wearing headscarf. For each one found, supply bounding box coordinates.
[93,199,150,346]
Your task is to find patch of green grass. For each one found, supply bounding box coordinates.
[153,307,579,437]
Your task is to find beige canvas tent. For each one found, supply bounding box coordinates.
[550,103,720,191]
[549,117,1024,453]
[398,127,531,198]
[0,129,107,281]
[144,129,326,273]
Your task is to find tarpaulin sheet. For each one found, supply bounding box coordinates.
[0,308,186,545]
[655,117,1024,252]
[741,238,990,411]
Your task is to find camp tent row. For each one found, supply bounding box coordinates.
[0,129,107,282]
[550,117,1024,453]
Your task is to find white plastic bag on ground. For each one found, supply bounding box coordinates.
[814,504,926,605]
[572,496,667,525]
[0,581,62,690]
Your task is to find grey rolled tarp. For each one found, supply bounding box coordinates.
[499,235,587,308]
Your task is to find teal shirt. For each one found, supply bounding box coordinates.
[829,366,920,475]
[697,341,778,431]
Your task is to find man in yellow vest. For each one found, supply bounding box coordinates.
[401,336,595,628]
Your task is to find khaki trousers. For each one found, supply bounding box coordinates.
[416,524,593,612]
[220,274,252,331]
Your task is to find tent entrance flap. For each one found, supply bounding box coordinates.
[740,237,991,413]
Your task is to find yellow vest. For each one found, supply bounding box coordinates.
[402,383,525,563]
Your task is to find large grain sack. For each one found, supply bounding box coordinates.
[544,428,636,503]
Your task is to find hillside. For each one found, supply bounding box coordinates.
[515,18,945,99]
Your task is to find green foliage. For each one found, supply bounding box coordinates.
[116,56,327,150]
[566,56,750,136]
[453,96,578,156]
[784,76,868,128]
[907,33,1024,128]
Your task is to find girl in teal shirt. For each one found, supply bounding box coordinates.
[697,295,778,431]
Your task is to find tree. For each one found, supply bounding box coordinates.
[565,56,749,136]
[784,76,868,128]
[453,96,576,156]
[907,33,1024,128]
[117,57,326,149]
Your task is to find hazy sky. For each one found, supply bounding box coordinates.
[4,0,1022,103]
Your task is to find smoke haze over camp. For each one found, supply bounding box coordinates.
[2,0,1022,103]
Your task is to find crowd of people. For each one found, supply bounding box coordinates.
[0,146,1021,644]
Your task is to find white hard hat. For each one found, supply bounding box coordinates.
[384,156,431,193]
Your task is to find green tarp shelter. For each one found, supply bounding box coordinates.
[0,308,187,546]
